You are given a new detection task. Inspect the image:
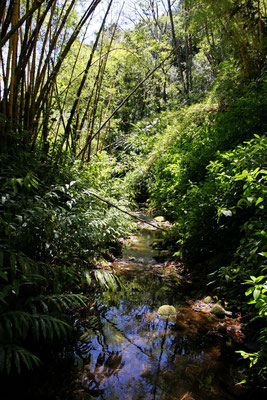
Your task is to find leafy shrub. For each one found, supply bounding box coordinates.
[206,135,267,298]
[148,78,266,220]
[0,146,131,375]
[237,275,267,384]
[147,107,266,385]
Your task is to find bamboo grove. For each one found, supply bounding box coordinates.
[1,0,266,160]
[0,0,103,152]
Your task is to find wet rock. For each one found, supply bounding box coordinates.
[180,394,195,400]
[203,296,213,304]
[210,303,232,317]
[154,216,165,222]
[158,305,176,315]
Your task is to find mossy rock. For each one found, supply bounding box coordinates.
[159,250,170,257]
[210,303,232,317]
[154,216,165,222]
[157,305,176,316]
[203,296,213,304]
[151,239,164,249]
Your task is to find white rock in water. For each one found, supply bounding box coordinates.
[154,216,165,222]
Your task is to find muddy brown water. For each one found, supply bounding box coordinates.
[69,226,245,400]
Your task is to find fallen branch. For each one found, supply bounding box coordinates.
[85,190,167,231]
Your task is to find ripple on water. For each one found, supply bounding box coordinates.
[71,226,245,400]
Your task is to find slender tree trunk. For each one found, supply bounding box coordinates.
[0,0,46,50]
[8,0,19,120]
[62,0,113,153]
[32,0,102,149]
[78,50,173,158]
[167,0,186,94]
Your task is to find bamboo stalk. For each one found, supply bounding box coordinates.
[62,0,113,152]
[33,0,102,141]
[8,0,20,119]
[0,0,45,50]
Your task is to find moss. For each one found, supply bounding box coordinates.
[157,305,176,315]
[204,296,213,304]
[210,303,232,317]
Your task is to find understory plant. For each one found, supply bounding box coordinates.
[0,144,131,375]
[147,105,266,384]
[236,274,267,385]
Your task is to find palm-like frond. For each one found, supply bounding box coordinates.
[1,310,70,341]
[0,292,87,374]
[93,269,121,291]
[0,345,41,374]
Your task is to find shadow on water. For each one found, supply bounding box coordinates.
[71,227,245,400]
[1,226,261,400]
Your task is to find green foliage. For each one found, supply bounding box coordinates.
[205,136,266,297]
[151,133,266,284]
[236,275,267,383]
[0,0,266,387]
[149,76,266,217]
[146,80,266,385]
[0,144,132,375]
[186,0,266,79]
[93,269,121,291]
[0,248,86,375]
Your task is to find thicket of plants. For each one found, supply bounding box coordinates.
[147,91,267,385]
[0,0,266,391]
[146,59,267,388]
[0,0,132,375]
[126,0,267,386]
[0,140,131,373]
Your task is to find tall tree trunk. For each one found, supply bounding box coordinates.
[62,0,113,153]
[33,0,101,148]
[167,0,187,94]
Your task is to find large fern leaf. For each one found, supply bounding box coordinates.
[0,345,40,374]
[93,269,121,291]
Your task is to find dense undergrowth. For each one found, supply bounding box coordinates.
[0,141,131,375]
[1,0,266,393]
[141,76,267,386]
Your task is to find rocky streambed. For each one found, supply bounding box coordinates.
[13,216,250,400]
[67,216,248,400]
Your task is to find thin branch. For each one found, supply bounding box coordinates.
[0,0,45,49]
[78,50,173,157]
[86,190,167,231]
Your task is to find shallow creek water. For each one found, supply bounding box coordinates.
[71,226,244,400]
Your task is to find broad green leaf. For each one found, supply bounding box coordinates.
[221,209,232,217]
[253,289,261,300]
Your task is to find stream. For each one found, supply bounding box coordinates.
[67,221,245,400]
[9,220,248,400]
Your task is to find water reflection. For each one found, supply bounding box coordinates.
[81,351,124,397]
[73,228,240,400]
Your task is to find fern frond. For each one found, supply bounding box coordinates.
[1,311,71,342]
[28,293,86,312]
[30,314,71,340]
[94,269,121,291]
[83,270,92,286]
[0,345,41,374]
[1,311,32,339]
